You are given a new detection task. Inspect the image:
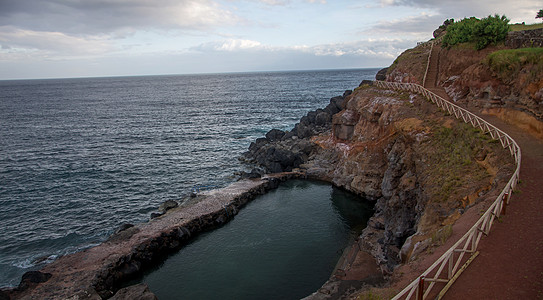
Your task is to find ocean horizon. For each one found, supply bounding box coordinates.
[0,67,379,82]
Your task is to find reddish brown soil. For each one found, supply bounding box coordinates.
[375,47,543,299]
[428,52,543,299]
[442,111,543,300]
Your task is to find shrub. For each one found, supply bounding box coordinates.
[442,15,510,50]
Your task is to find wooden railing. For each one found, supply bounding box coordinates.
[373,80,522,300]
[421,41,434,87]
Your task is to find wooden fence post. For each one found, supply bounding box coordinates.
[417,276,425,300]
[501,193,509,215]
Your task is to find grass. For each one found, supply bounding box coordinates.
[357,288,398,300]
[510,23,543,31]
[431,224,453,246]
[426,122,491,202]
[484,48,543,83]
[387,47,428,82]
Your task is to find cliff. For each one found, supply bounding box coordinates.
[387,28,543,139]
[242,83,513,279]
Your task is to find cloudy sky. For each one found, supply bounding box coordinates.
[0,0,540,79]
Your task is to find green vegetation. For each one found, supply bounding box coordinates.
[442,15,510,50]
[427,123,491,202]
[537,9,543,21]
[386,47,428,83]
[510,23,543,31]
[484,48,543,82]
[431,224,453,246]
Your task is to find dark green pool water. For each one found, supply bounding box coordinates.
[140,180,374,299]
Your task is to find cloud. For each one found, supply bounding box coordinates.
[378,0,541,23]
[192,39,264,51]
[255,0,326,5]
[0,26,115,59]
[365,13,443,37]
[0,0,242,35]
[191,37,414,61]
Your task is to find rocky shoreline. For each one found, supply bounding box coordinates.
[1,172,306,299]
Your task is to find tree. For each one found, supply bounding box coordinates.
[442,15,510,50]
[537,9,543,21]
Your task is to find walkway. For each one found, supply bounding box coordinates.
[426,46,543,299]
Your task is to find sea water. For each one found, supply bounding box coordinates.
[0,69,379,288]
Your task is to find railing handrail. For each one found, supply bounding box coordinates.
[421,41,433,87]
[372,80,521,300]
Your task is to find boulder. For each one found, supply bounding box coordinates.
[110,283,157,300]
[265,129,285,142]
[359,80,374,86]
[114,223,134,234]
[375,68,388,81]
[107,224,140,243]
[158,200,178,214]
[17,271,52,292]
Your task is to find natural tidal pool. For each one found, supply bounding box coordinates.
[138,180,374,299]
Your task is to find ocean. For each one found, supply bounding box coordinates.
[0,68,379,288]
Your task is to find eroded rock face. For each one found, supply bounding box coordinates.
[436,45,543,121]
[245,87,426,271]
[244,85,508,274]
[306,88,427,272]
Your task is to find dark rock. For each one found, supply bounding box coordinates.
[315,111,331,126]
[375,68,388,81]
[114,223,134,234]
[110,283,157,300]
[328,96,346,114]
[239,168,263,179]
[359,79,374,86]
[108,225,140,243]
[282,130,296,140]
[249,137,268,152]
[295,122,314,139]
[150,212,163,219]
[158,200,178,214]
[0,290,10,300]
[17,271,52,291]
[265,129,285,142]
[118,261,141,278]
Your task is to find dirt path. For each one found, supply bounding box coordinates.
[424,47,543,299]
[441,111,543,299]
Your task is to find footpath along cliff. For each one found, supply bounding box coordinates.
[242,23,542,298]
[241,80,514,278]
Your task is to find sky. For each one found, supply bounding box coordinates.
[0,0,540,79]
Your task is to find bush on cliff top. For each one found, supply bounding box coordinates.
[442,15,510,50]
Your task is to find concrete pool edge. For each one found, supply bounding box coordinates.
[3,172,305,299]
[3,170,382,300]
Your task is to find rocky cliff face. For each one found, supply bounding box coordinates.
[242,83,511,273]
[436,45,543,120]
[387,30,543,137]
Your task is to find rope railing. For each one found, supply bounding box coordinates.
[373,80,522,300]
